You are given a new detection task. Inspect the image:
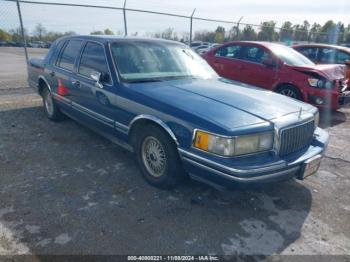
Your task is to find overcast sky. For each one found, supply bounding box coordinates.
[1,0,350,35]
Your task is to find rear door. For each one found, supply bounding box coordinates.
[237,45,278,89]
[51,39,83,111]
[210,44,243,80]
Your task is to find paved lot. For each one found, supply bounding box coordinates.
[0,47,47,89]
[0,47,350,258]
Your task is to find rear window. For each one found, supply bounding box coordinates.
[57,40,82,71]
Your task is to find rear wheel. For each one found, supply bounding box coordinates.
[134,124,184,189]
[277,85,303,101]
[42,88,65,121]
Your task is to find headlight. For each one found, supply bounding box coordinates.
[193,130,273,157]
[314,111,319,127]
[308,78,333,89]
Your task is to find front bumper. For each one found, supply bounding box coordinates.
[307,81,349,110]
[179,128,329,190]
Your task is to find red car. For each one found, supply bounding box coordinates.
[292,43,350,87]
[203,41,349,110]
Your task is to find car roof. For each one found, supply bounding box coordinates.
[292,43,350,53]
[217,41,292,49]
[56,35,185,46]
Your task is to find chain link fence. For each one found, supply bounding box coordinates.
[1,0,349,89]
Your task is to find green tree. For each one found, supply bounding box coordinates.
[280,21,293,42]
[258,21,278,41]
[293,21,309,42]
[214,26,225,43]
[9,27,28,42]
[227,25,240,41]
[309,23,322,42]
[33,23,47,41]
[344,24,350,44]
[241,25,257,40]
[90,30,104,35]
[0,29,12,42]
[104,28,114,35]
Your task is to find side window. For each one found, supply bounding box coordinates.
[215,45,241,59]
[297,47,318,61]
[320,48,337,63]
[50,40,66,65]
[336,51,350,64]
[78,42,110,83]
[241,46,271,63]
[56,40,82,71]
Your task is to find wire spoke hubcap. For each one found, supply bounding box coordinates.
[45,92,54,116]
[142,136,167,178]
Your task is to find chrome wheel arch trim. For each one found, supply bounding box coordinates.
[128,114,179,146]
[38,75,52,92]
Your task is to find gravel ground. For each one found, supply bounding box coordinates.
[0,47,349,259]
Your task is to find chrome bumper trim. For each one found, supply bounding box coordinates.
[183,156,300,182]
[178,148,286,174]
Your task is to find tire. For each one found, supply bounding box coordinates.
[277,85,303,101]
[134,124,184,189]
[42,88,65,121]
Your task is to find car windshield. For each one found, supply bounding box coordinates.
[272,44,315,66]
[110,41,218,82]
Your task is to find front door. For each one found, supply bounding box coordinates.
[70,41,127,135]
[237,45,278,90]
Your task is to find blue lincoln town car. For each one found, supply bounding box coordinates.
[27,35,329,189]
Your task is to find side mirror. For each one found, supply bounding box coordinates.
[345,60,350,66]
[90,71,103,88]
[262,58,276,68]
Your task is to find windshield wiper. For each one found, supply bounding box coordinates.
[126,79,164,83]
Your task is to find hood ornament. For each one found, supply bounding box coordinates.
[298,107,302,119]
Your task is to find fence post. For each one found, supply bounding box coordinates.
[123,0,127,36]
[16,0,28,64]
[236,16,244,40]
[189,8,196,46]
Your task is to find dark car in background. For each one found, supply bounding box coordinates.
[203,41,349,110]
[293,44,350,87]
[27,35,328,190]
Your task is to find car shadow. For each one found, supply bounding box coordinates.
[0,106,312,257]
[319,109,347,128]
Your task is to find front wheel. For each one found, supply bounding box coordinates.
[134,125,184,189]
[277,85,303,101]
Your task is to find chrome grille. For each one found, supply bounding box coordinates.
[279,120,315,156]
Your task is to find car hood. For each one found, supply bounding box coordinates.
[290,64,345,80]
[129,78,314,130]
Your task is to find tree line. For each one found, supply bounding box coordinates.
[194,20,350,44]
[1,20,350,45]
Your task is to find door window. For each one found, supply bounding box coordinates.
[320,48,337,63]
[336,51,350,64]
[57,40,82,71]
[56,40,82,71]
[297,47,318,61]
[241,46,271,64]
[215,45,241,59]
[78,42,110,83]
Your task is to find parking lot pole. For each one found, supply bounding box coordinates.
[189,8,196,46]
[16,0,28,64]
[123,0,128,36]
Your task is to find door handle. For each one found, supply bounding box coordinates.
[49,71,55,77]
[72,80,81,88]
